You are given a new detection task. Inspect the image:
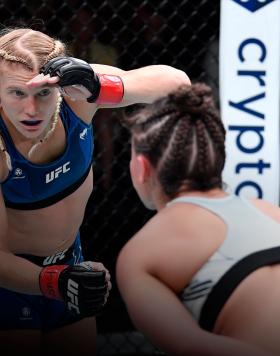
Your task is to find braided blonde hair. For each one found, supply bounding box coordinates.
[0,28,67,167]
[27,92,63,159]
[0,28,66,71]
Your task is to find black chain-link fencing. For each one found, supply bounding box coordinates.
[0,0,220,354]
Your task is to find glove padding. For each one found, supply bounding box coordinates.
[40,56,101,103]
[40,264,108,317]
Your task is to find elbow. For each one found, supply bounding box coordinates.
[175,68,191,87]
[163,65,191,89]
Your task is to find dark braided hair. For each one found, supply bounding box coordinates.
[121,83,226,198]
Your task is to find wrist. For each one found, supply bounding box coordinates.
[88,74,124,105]
[39,265,68,300]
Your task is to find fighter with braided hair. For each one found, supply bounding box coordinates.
[0,27,190,355]
[117,83,280,356]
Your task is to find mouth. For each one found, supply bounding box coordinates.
[21,120,43,127]
[20,120,44,132]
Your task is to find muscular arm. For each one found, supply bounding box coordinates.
[92,63,191,108]
[67,63,190,121]
[30,59,190,122]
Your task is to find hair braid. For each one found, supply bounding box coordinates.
[134,109,181,166]
[43,40,66,66]
[204,115,225,153]
[0,28,66,72]
[157,118,194,195]
[195,119,210,175]
[27,93,63,159]
[0,49,31,68]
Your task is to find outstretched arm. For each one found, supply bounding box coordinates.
[92,63,191,107]
[27,57,190,122]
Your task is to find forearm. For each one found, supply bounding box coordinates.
[127,294,273,356]
[118,271,274,356]
[39,59,190,111]
[0,249,41,294]
[120,65,190,105]
[93,64,191,108]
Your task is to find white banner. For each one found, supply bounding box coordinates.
[220,0,280,204]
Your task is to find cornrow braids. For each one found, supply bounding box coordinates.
[120,83,226,198]
[157,118,194,196]
[0,28,66,72]
[0,49,31,69]
[195,119,212,182]
[42,40,66,66]
[134,110,182,167]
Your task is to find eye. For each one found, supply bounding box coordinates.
[38,88,51,97]
[12,89,25,97]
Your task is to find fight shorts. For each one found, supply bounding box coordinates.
[0,233,84,331]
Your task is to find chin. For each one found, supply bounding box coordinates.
[22,132,42,140]
[21,127,46,139]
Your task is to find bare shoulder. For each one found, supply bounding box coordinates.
[250,198,280,224]
[117,202,226,293]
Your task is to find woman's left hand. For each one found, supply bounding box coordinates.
[26,73,92,101]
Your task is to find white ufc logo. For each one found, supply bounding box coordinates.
[42,249,67,266]
[67,279,80,314]
[46,162,71,183]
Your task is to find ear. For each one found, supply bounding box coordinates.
[135,154,153,183]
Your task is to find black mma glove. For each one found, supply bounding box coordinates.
[40,56,101,103]
[39,264,108,317]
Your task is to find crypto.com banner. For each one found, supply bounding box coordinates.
[220,0,280,203]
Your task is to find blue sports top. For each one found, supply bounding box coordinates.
[0,100,94,210]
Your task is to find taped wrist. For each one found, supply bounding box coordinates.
[39,265,68,300]
[92,74,124,105]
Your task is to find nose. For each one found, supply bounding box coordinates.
[24,96,38,117]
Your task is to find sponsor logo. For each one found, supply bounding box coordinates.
[46,161,71,183]
[67,279,80,314]
[43,249,68,266]
[12,167,26,179]
[227,38,271,198]
[231,0,276,13]
[79,128,88,140]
